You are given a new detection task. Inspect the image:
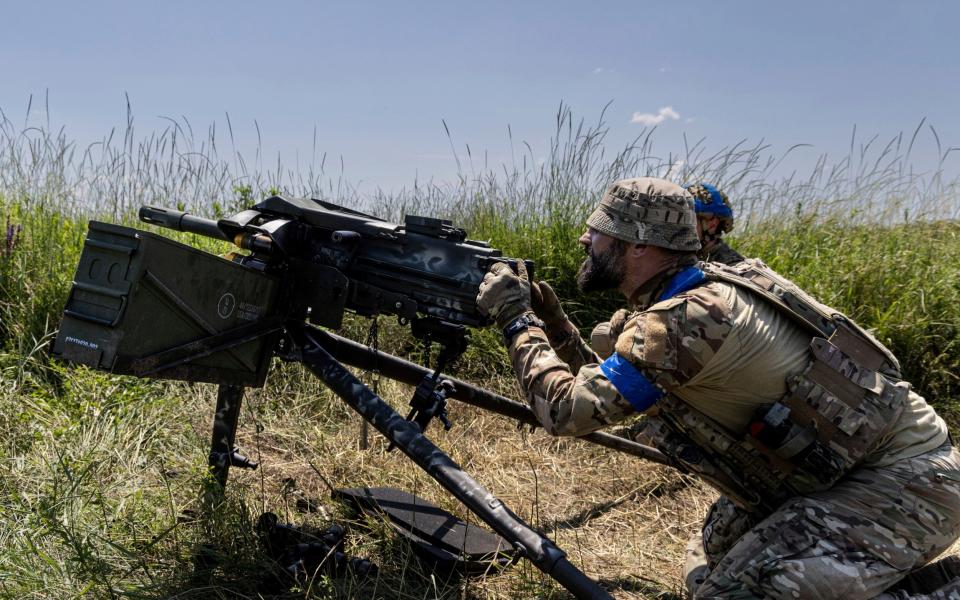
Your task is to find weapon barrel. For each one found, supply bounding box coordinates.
[139,206,231,242]
[318,330,671,466]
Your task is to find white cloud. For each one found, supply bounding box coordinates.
[630,106,681,126]
[659,66,671,73]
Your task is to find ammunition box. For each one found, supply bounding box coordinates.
[52,221,281,386]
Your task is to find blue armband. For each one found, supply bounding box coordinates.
[599,353,664,412]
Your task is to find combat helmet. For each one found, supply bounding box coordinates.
[586,177,700,252]
[685,183,734,233]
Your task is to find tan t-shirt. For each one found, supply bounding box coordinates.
[639,281,948,466]
[672,281,809,432]
[508,271,947,466]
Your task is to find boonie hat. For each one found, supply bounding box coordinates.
[586,177,701,252]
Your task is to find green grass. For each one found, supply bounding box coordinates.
[739,218,960,407]
[0,104,959,599]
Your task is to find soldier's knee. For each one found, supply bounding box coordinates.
[702,496,758,566]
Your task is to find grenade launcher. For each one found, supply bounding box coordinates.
[51,195,664,599]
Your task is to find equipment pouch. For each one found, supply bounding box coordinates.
[756,333,907,487]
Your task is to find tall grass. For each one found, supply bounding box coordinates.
[1,99,959,599]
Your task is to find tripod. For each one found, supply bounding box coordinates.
[205,321,613,600]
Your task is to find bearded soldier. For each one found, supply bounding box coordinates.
[588,182,744,360]
[581,181,754,592]
[476,177,960,599]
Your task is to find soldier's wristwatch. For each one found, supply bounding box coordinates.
[502,313,545,345]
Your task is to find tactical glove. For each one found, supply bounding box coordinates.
[530,280,569,328]
[477,260,532,329]
[531,280,586,352]
[589,308,631,359]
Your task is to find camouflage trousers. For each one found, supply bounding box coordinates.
[683,442,960,599]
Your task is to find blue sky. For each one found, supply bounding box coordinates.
[3,1,958,193]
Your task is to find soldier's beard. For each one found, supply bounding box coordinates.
[577,241,626,292]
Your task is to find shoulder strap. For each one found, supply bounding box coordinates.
[701,260,900,374]
[701,260,836,338]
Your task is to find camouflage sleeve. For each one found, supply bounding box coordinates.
[613,285,733,392]
[508,325,637,436]
[505,285,733,437]
[543,318,601,374]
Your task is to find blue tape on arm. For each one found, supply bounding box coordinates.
[599,353,664,412]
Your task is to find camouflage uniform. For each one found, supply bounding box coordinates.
[702,238,745,267]
[595,183,749,588]
[679,184,751,595]
[538,307,602,375]
[483,177,960,599]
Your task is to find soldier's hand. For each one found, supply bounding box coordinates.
[477,261,532,329]
[590,308,631,359]
[530,280,568,327]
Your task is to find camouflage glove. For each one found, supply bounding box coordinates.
[477,260,532,329]
[589,308,631,359]
[530,280,569,329]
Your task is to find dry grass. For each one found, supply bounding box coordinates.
[133,374,711,598]
[1,100,959,598]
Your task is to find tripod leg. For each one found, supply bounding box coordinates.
[288,324,611,600]
[191,385,243,580]
[208,384,245,490]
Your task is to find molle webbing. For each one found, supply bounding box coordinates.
[600,194,697,225]
[704,263,835,337]
[654,396,792,514]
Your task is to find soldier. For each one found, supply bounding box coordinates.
[477,177,960,599]
[586,182,744,360]
[686,183,746,267]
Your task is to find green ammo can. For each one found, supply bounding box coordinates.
[52,221,281,386]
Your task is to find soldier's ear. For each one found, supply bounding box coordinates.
[630,243,650,258]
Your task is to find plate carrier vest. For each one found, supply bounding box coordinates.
[642,259,910,514]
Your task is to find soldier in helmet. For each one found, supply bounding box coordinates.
[685,183,745,267]
[476,177,960,598]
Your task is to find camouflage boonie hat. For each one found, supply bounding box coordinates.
[686,183,735,233]
[586,177,700,252]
